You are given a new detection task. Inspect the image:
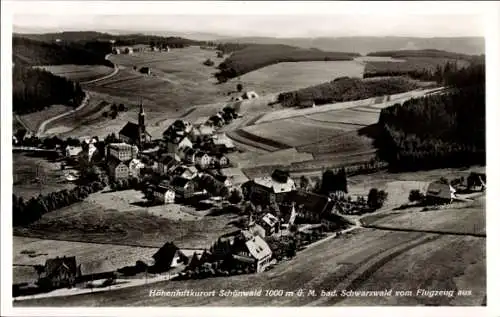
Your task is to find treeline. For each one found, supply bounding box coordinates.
[215,44,359,82]
[12,180,106,227]
[13,37,113,67]
[375,63,485,171]
[366,49,476,60]
[278,77,418,107]
[13,64,85,114]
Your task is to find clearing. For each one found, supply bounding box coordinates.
[18,105,73,133]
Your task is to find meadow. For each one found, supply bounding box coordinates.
[18,104,72,133]
[35,65,114,83]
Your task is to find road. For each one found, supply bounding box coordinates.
[36,54,119,137]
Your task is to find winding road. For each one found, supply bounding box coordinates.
[36,54,119,137]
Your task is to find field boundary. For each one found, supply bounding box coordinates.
[361,225,486,238]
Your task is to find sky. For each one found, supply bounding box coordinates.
[10,2,486,38]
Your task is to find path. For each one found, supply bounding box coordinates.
[36,54,119,137]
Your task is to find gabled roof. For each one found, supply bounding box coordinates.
[285,190,333,215]
[245,235,272,261]
[108,156,129,169]
[427,182,456,199]
[171,176,191,188]
[153,242,186,264]
[44,256,78,278]
[253,176,296,193]
[119,122,139,139]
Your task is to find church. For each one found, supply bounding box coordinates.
[118,103,152,149]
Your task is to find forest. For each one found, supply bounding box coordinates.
[13,37,113,67]
[215,44,359,82]
[375,63,485,171]
[278,77,419,107]
[13,64,86,114]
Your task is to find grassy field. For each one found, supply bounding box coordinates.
[13,153,75,199]
[13,192,240,249]
[13,236,158,284]
[15,228,485,306]
[18,104,72,133]
[233,61,364,95]
[35,65,114,83]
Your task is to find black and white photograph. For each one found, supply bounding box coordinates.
[1,1,499,316]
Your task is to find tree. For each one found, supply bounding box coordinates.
[367,188,388,210]
[110,111,118,119]
[409,189,424,202]
[237,83,243,92]
[111,104,118,112]
[118,104,125,112]
[228,189,243,204]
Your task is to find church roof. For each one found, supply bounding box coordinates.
[119,121,150,141]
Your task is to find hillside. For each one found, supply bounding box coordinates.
[220,36,485,55]
[215,44,360,82]
[13,37,113,67]
[366,49,480,61]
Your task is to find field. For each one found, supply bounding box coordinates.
[13,236,158,284]
[15,228,485,306]
[18,104,72,133]
[13,153,75,199]
[13,190,240,249]
[35,65,114,83]
[233,61,365,95]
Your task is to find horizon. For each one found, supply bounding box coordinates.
[13,13,485,39]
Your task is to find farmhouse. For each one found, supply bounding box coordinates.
[426,181,457,204]
[107,156,129,181]
[220,168,249,187]
[212,133,235,152]
[107,143,139,161]
[243,169,296,205]
[118,104,151,148]
[212,154,230,168]
[286,190,334,218]
[154,185,176,204]
[231,234,272,273]
[191,125,215,143]
[164,120,193,138]
[152,242,189,272]
[37,256,80,289]
[166,135,193,156]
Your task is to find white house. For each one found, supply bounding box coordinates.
[154,185,176,204]
[194,151,211,169]
[65,146,83,158]
[167,136,193,157]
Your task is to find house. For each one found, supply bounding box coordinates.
[172,165,198,180]
[243,169,296,206]
[170,176,196,199]
[37,256,80,289]
[163,120,193,138]
[212,154,230,168]
[107,143,139,161]
[187,252,203,270]
[166,135,193,156]
[152,242,189,272]
[124,47,134,54]
[118,104,151,148]
[231,234,272,273]
[157,154,179,175]
[242,91,259,100]
[248,223,266,239]
[220,168,249,188]
[426,181,457,204]
[112,47,121,54]
[285,190,334,219]
[178,146,196,164]
[195,151,211,169]
[212,133,235,152]
[128,159,145,178]
[65,146,82,158]
[153,185,176,204]
[107,157,129,181]
[259,213,280,236]
[190,125,215,143]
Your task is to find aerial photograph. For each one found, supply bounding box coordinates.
[5,1,489,310]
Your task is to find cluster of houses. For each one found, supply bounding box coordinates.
[112,45,170,55]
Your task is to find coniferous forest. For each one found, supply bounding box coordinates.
[13,65,86,114]
[375,61,485,171]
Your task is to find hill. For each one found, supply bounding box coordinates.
[13,37,113,67]
[215,44,360,82]
[220,36,485,56]
[366,49,480,61]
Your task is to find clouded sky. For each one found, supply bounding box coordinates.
[11,2,486,38]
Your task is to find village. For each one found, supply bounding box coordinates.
[12,88,486,299]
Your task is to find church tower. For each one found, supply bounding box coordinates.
[138,100,146,148]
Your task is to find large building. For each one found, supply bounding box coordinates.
[118,103,151,148]
[107,143,139,161]
[242,169,296,206]
[107,157,130,181]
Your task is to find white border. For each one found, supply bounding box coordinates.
[2,2,499,317]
